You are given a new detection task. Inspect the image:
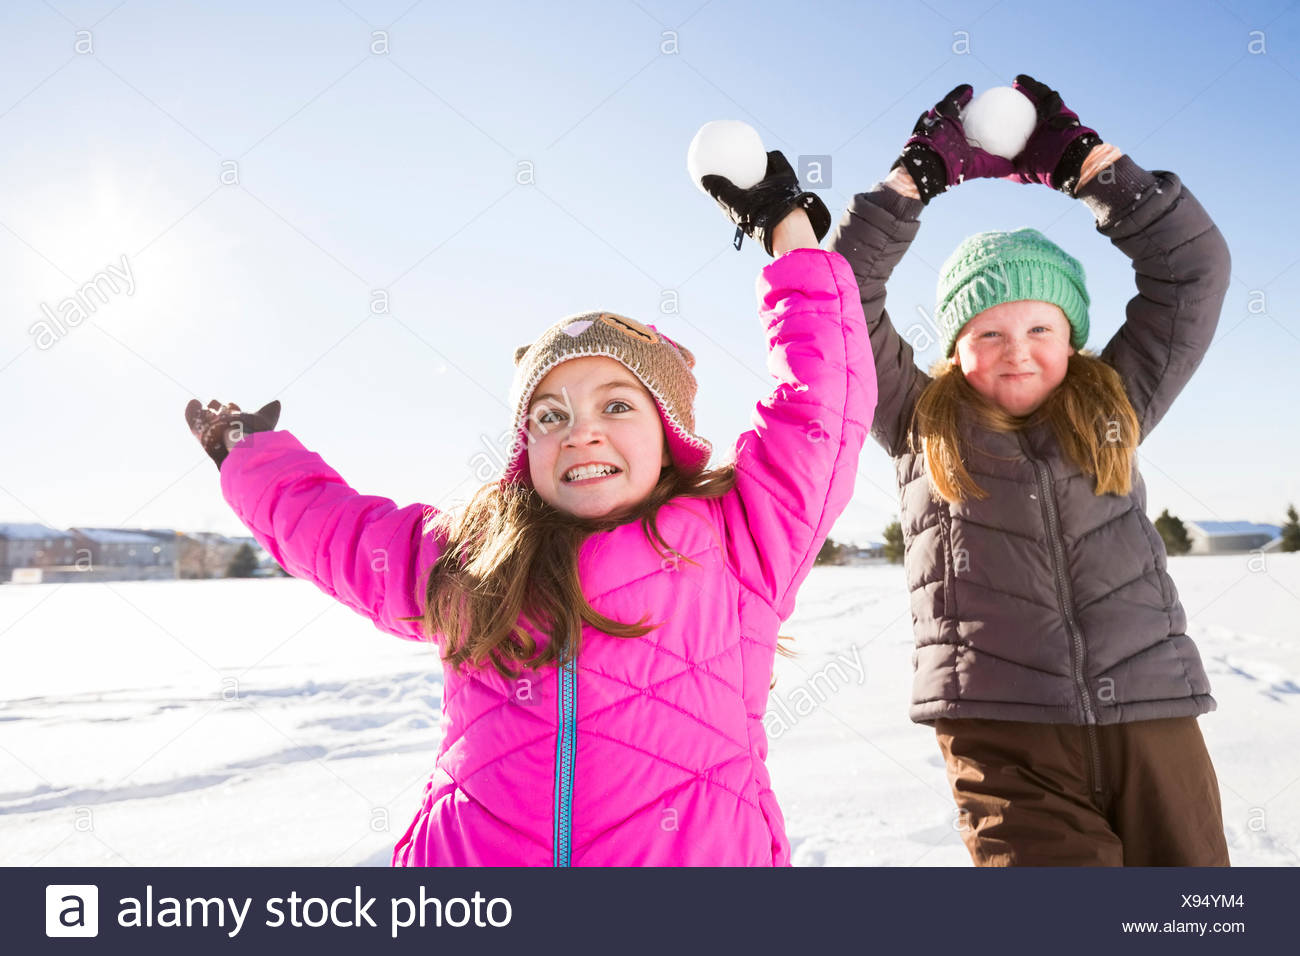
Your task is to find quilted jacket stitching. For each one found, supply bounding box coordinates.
[451,726,563,785]
[574,729,759,807]
[1073,570,1165,613]
[622,621,746,696]
[572,753,758,856]
[439,777,553,852]
[580,542,717,603]
[956,576,1061,614]
[1095,631,1195,679]
[578,654,748,748]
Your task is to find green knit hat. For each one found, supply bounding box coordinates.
[935,228,1090,357]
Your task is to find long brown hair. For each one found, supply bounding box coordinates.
[910,352,1140,504]
[402,463,739,679]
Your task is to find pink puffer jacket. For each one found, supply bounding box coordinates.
[219,248,874,866]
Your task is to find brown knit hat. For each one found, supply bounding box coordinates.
[501,311,711,486]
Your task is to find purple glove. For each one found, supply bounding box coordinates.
[1005,74,1102,195]
[893,84,1015,204]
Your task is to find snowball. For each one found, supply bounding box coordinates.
[960,86,1038,160]
[686,120,767,191]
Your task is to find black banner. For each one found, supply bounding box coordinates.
[8,866,1294,953]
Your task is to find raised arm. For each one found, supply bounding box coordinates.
[826,83,1023,457]
[998,74,1232,440]
[717,244,876,618]
[216,428,443,642]
[696,147,873,615]
[1080,157,1231,440]
[826,180,927,457]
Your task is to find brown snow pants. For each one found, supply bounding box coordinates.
[934,716,1230,867]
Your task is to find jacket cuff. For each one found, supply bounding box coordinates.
[859,182,925,223]
[219,430,303,522]
[1076,155,1159,228]
[761,247,848,299]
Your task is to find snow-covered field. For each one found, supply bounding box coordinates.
[2,554,1297,866]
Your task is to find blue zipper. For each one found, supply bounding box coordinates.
[552,656,577,866]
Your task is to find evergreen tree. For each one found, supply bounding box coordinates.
[226,543,260,578]
[1154,509,1191,556]
[1281,504,1300,553]
[883,520,904,564]
[815,537,843,565]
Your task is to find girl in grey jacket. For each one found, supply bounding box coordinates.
[828,76,1231,866]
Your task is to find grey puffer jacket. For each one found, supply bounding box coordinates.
[827,157,1230,727]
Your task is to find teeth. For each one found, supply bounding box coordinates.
[564,464,618,482]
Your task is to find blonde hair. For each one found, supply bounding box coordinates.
[910,352,1140,504]
[401,463,738,679]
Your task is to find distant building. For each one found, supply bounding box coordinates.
[3,523,283,583]
[68,527,176,581]
[843,542,889,565]
[0,523,77,583]
[1185,521,1282,555]
[177,533,283,578]
[136,529,183,576]
[178,531,237,579]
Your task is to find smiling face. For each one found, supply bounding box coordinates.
[525,356,671,519]
[950,300,1076,417]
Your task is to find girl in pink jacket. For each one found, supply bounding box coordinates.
[185,152,876,866]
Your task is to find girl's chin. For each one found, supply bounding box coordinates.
[998,398,1046,417]
[556,491,637,519]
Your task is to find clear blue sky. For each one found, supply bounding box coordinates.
[1,0,1296,544]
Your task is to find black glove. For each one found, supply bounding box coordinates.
[185,399,281,471]
[701,150,830,256]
